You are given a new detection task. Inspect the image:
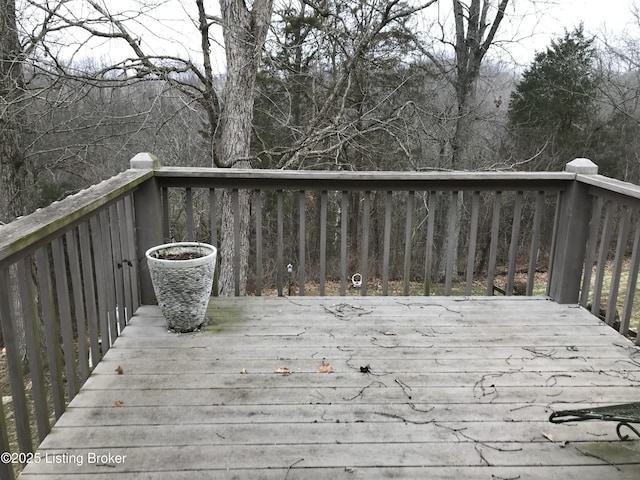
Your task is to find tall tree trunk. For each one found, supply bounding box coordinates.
[0,0,30,223]
[217,0,273,296]
[0,0,32,360]
[450,0,509,170]
[438,0,509,282]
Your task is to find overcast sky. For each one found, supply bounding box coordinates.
[508,0,636,63]
[55,0,639,71]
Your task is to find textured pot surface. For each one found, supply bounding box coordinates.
[145,242,217,332]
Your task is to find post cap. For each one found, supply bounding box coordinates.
[565,158,598,174]
[130,152,160,169]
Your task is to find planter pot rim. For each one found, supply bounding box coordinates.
[145,242,217,269]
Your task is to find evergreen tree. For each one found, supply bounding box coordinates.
[508,25,600,169]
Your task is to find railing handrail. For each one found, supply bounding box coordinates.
[577,173,640,204]
[0,169,153,267]
[154,167,576,190]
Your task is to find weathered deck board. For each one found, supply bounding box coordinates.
[21,297,640,479]
[17,467,640,480]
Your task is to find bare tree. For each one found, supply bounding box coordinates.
[411,0,510,169]
[1,0,63,358]
[216,0,274,294]
[389,1,511,282]
[23,0,273,295]
[450,0,509,168]
[271,0,438,170]
[1,0,30,223]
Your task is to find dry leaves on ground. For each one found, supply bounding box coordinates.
[317,360,334,373]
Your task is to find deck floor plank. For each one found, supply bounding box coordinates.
[21,297,640,478]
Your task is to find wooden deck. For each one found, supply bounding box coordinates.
[20,296,640,479]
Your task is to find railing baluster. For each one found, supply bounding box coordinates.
[621,219,640,337]
[340,191,348,296]
[109,204,126,332]
[79,221,101,369]
[161,186,170,242]
[17,257,50,441]
[580,196,604,306]
[527,192,544,296]
[254,190,263,296]
[0,266,33,454]
[298,191,306,296]
[51,236,78,397]
[382,191,392,296]
[232,189,240,296]
[403,191,414,296]
[506,192,524,295]
[607,204,631,327]
[209,188,218,297]
[90,216,110,356]
[123,195,139,312]
[185,187,194,241]
[486,192,502,295]
[546,192,562,296]
[277,190,284,296]
[360,192,371,296]
[466,192,480,296]
[320,191,328,296]
[117,199,133,324]
[35,247,65,419]
[424,192,436,296]
[209,188,218,247]
[65,229,90,383]
[592,201,616,315]
[99,210,118,345]
[124,199,143,312]
[444,191,458,295]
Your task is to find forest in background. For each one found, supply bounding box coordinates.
[3,0,640,292]
[3,2,640,207]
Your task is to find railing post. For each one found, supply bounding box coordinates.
[131,153,162,305]
[548,158,598,303]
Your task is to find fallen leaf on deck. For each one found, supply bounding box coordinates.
[115,365,124,374]
[114,400,124,407]
[542,432,567,447]
[316,360,334,373]
[274,367,291,375]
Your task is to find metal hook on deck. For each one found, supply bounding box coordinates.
[616,422,640,441]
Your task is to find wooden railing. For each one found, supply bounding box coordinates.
[151,168,570,298]
[576,173,640,337]
[2,153,640,477]
[0,164,152,478]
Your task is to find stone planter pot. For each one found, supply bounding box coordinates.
[145,242,217,332]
